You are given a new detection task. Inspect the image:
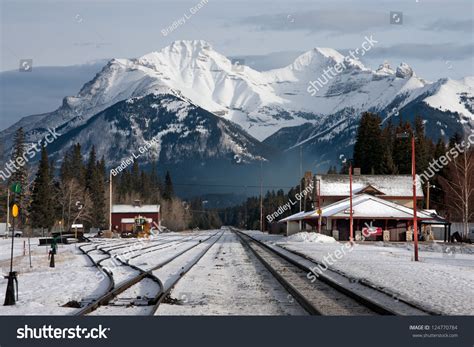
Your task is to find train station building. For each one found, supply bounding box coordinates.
[111,201,161,233]
[279,174,450,241]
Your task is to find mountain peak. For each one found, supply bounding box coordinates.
[396,62,415,79]
[289,47,344,71]
[165,40,213,53]
[376,61,395,75]
[289,47,367,72]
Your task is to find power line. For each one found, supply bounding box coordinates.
[152,182,295,189]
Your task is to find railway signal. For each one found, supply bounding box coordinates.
[4,187,21,306]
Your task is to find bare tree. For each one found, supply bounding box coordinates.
[162,198,191,231]
[59,179,93,231]
[439,149,474,240]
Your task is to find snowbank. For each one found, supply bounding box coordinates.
[286,232,336,244]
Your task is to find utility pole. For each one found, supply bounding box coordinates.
[244,185,248,230]
[349,163,354,244]
[259,161,263,232]
[317,178,322,234]
[426,181,430,210]
[109,171,113,232]
[6,189,10,238]
[412,135,419,261]
[299,146,302,212]
[396,131,419,261]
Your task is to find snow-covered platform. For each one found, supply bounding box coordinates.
[244,230,474,315]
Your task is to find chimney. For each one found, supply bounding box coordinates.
[353,168,361,176]
[133,200,142,207]
[304,171,313,185]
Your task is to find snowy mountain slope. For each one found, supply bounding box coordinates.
[47,92,272,168]
[0,40,472,176]
[423,77,474,124]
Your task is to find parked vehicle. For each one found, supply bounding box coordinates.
[0,227,23,237]
[0,223,10,233]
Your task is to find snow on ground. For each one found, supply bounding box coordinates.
[158,230,306,315]
[246,231,474,315]
[286,231,336,243]
[0,238,109,315]
[129,232,215,271]
[150,232,223,292]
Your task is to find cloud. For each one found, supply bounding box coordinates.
[240,9,388,33]
[364,43,473,61]
[423,18,473,32]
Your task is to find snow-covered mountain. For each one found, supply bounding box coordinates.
[47,92,271,164]
[0,40,472,181]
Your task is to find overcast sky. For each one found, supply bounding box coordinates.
[0,0,473,81]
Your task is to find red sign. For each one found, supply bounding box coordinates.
[362,226,382,237]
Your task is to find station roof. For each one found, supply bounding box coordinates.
[280,194,441,222]
[112,204,160,214]
[315,174,424,198]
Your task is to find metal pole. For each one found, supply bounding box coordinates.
[6,190,9,238]
[299,146,302,212]
[109,171,113,232]
[9,215,15,273]
[426,181,430,210]
[28,230,32,268]
[244,185,248,230]
[260,161,263,232]
[317,179,322,234]
[349,163,354,244]
[412,136,419,261]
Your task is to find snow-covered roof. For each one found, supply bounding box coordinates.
[112,204,160,213]
[280,194,437,222]
[315,174,424,198]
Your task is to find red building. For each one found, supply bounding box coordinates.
[111,202,160,232]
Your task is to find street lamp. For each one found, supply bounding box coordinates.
[397,131,419,261]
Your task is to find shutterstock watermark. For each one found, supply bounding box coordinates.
[17,324,109,339]
[307,35,378,96]
[418,133,474,185]
[0,127,61,182]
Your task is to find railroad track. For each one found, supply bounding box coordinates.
[233,229,431,316]
[150,230,224,314]
[76,231,223,315]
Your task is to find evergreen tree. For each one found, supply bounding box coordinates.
[86,149,106,228]
[60,148,73,183]
[380,145,398,174]
[353,112,384,174]
[92,157,107,229]
[85,146,97,190]
[392,121,413,174]
[71,144,85,185]
[163,171,174,200]
[150,162,161,198]
[131,160,140,192]
[449,133,463,148]
[414,116,431,174]
[29,146,54,230]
